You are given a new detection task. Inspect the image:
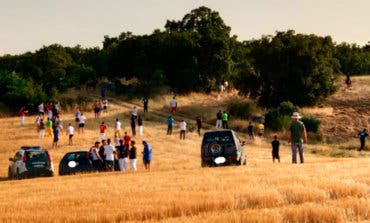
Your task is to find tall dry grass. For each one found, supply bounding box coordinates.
[0,90,369,222]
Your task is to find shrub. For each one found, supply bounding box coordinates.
[227,100,256,119]
[301,116,320,133]
[265,101,298,131]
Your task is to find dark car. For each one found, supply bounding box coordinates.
[201,129,247,167]
[59,151,94,175]
[8,146,54,179]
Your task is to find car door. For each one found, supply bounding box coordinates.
[10,151,22,174]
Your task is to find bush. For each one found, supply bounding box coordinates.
[227,100,256,119]
[265,101,298,131]
[301,116,320,133]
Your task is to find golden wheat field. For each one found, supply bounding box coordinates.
[0,77,369,223]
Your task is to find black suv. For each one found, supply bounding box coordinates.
[201,130,246,167]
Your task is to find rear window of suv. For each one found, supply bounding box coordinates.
[26,151,48,162]
[203,131,234,144]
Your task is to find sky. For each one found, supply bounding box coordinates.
[0,0,369,55]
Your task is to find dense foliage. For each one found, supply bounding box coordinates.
[0,6,369,110]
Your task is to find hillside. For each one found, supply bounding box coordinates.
[0,76,369,222]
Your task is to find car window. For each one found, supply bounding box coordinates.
[26,151,48,162]
[203,131,234,144]
[14,152,22,160]
[64,152,87,161]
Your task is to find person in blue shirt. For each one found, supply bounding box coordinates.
[52,127,59,149]
[358,129,369,151]
[142,141,152,171]
[166,116,174,135]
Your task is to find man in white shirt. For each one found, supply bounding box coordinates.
[78,113,86,134]
[66,123,74,145]
[38,103,45,118]
[115,118,121,137]
[179,120,187,140]
[104,138,116,171]
[131,106,138,119]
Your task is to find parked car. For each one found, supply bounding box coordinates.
[201,129,247,167]
[8,146,54,179]
[59,151,94,175]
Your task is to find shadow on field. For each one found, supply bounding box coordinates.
[0,177,10,182]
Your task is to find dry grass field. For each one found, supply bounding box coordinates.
[0,77,369,223]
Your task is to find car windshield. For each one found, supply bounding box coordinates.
[64,152,87,161]
[26,151,48,162]
[203,131,233,143]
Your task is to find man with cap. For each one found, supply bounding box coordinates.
[90,141,104,171]
[288,112,307,163]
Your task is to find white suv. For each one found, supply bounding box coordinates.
[8,146,54,179]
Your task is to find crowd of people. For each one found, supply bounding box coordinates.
[18,92,369,169]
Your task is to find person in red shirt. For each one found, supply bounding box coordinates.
[99,121,108,140]
[123,132,131,146]
[19,107,27,126]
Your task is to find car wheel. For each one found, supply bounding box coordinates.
[208,143,223,156]
[47,171,54,177]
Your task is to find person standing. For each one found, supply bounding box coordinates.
[257,122,265,137]
[78,113,86,134]
[247,121,254,140]
[138,116,143,136]
[221,111,228,129]
[129,140,137,171]
[167,116,174,135]
[271,135,280,163]
[116,139,128,172]
[131,106,138,119]
[97,121,106,140]
[90,141,103,171]
[130,116,136,136]
[19,107,27,126]
[358,129,369,151]
[123,132,131,147]
[52,127,59,149]
[143,97,148,112]
[115,118,121,138]
[142,141,152,171]
[45,118,53,138]
[38,103,45,118]
[38,119,45,138]
[66,123,74,146]
[196,116,202,136]
[288,112,307,164]
[99,140,106,166]
[216,110,222,129]
[74,108,81,128]
[170,96,177,113]
[102,97,108,112]
[179,120,187,140]
[104,138,116,171]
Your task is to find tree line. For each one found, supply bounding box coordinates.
[0,6,369,109]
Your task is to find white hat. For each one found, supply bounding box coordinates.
[291,112,301,119]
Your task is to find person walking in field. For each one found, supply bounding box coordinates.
[38,119,45,138]
[78,113,86,134]
[114,118,121,138]
[45,118,53,138]
[271,135,280,163]
[130,116,136,136]
[129,140,137,171]
[123,132,131,148]
[102,97,108,112]
[99,121,108,140]
[247,121,254,140]
[142,140,152,171]
[143,97,148,112]
[138,116,143,136]
[170,96,177,113]
[66,123,74,146]
[179,120,187,140]
[358,129,369,151]
[167,116,174,135]
[288,112,307,164]
[116,139,128,172]
[104,138,116,171]
[257,122,264,137]
[38,103,45,118]
[52,126,59,149]
[19,107,27,126]
[131,106,138,119]
[221,111,228,129]
[216,110,222,129]
[74,108,81,128]
[196,116,202,136]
